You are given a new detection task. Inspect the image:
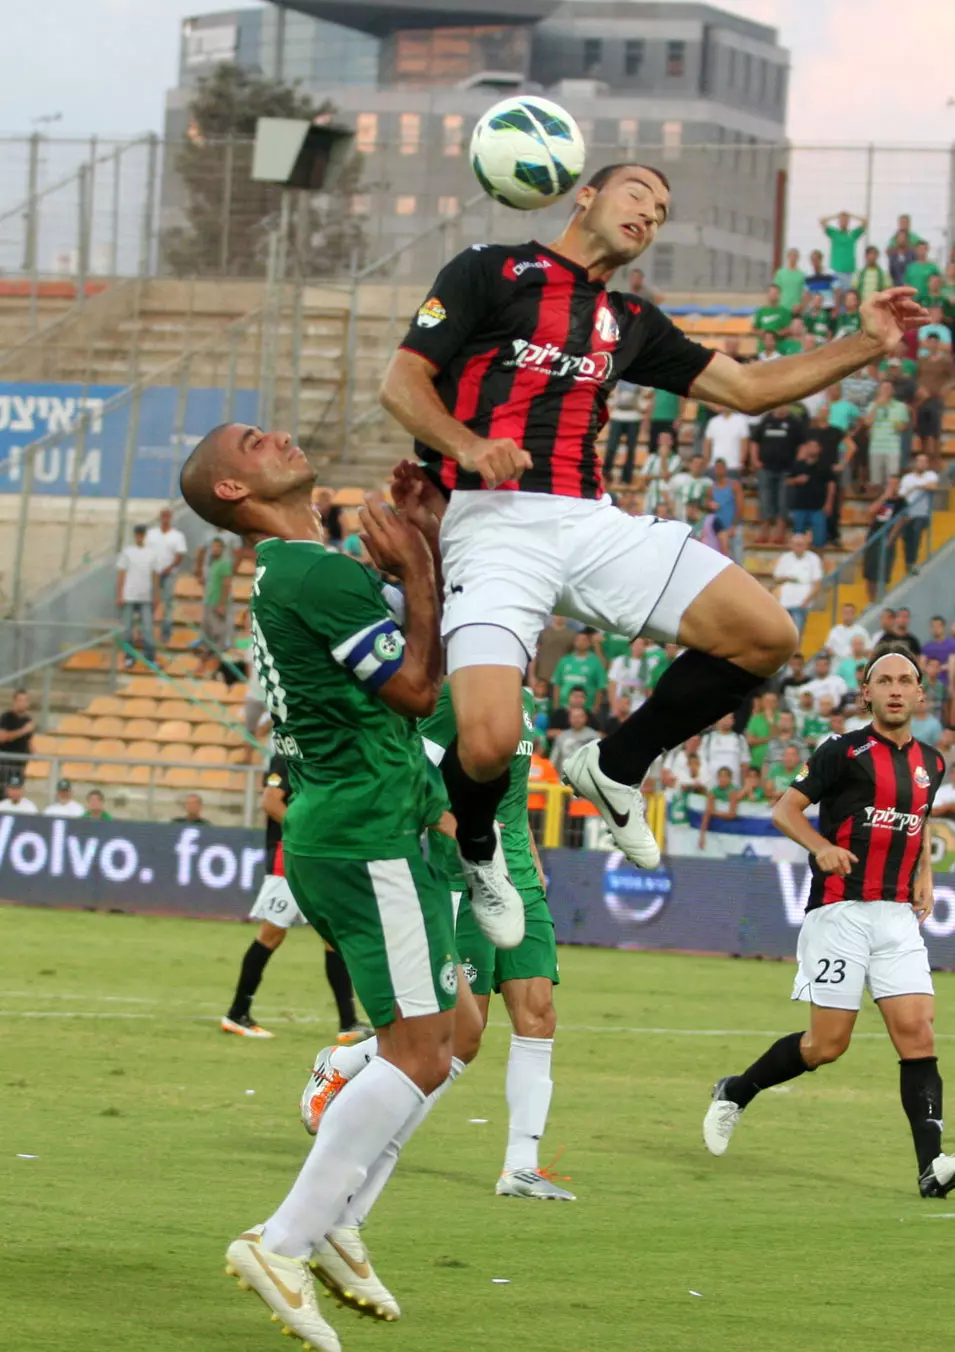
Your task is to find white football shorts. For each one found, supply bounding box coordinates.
[248,873,307,929]
[792,900,933,1011]
[438,491,732,664]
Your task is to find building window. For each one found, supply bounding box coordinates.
[667,41,685,77]
[624,39,644,77]
[437,195,459,216]
[728,210,737,233]
[355,113,378,154]
[662,121,682,161]
[349,194,370,216]
[442,114,464,157]
[583,37,602,72]
[727,48,736,87]
[618,118,638,149]
[758,58,767,101]
[653,244,674,285]
[395,195,417,216]
[775,65,786,108]
[399,113,421,155]
[743,52,751,93]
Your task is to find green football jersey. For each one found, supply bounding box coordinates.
[419,683,539,897]
[250,538,431,860]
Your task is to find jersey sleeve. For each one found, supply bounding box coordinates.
[299,553,406,692]
[620,302,716,395]
[263,754,291,797]
[791,736,846,803]
[418,682,457,766]
[399,246,499,373]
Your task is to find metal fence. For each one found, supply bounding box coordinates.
[2,134,953,298]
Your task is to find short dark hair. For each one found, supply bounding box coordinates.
[583,162,671,195]
[863,641,923,686]
[180,425,240,532]
[931,615,946,625]
[569,684,587,696]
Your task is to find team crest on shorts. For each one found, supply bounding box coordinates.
[462,961,478,987]
[438,960,458,996]
[417,297,446,328]
[914,765,931,788]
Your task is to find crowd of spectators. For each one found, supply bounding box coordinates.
[604,221,954,618]
[528,603,955,849]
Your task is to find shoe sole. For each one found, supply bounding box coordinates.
[309,1263,399,1322]
[221,1021,274,1039]
[224,1263,328,1351]
[496,1190,576,1200]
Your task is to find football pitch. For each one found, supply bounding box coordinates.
[3,905,953,1352]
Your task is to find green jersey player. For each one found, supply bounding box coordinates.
[179,423,482,1352]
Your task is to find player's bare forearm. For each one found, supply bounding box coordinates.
[693,335,883,416]
[261,787,287,823]
[394,565,443,718]
[380,350,476,461]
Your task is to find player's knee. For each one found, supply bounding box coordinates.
[807,1031,851,1066]
[894,1017,936,1059]
[460,722,519,781]
[745,605,798,676]
[452,989,485,1066]
[508,982,556,1039]
[257,923,286,950]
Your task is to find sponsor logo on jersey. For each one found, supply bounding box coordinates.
[438,960,458,995]
[594,303,620,343]
[503,256,552,281]
[849,739,877,758]
[914,765,932,788]
[863,804,926,836]
[505,338,614,384]
[417,297,447,329]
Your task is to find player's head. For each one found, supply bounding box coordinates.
[862,643,923,729]
[179,423,313,536]
[571,163,671,264]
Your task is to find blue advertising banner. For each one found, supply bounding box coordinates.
[0,382,259,498]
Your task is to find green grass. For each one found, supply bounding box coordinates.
[3,905,954,1352]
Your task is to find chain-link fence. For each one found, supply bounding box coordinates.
[1,135,953,298]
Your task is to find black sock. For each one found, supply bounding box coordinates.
[598,650,765,785]
[900,1056,943,1174]
[227,939,273,1021]
[441,736,510,863]
[725,1031,812,1110]
[325,947,357,1031]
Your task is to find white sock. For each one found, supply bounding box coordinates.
[262,1057,424,1258]
[504,1035,554,1173]
[329,1035,379,1079]
[336,1056,466,1230]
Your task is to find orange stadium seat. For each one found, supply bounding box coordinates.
[124,676,164,699]
[57,714,90,737]
[62,648,110,673]
[174,575,203,600]
[125,764,154,787]
[57,737,93,756]
[25,761,49,780]
[232,579,252,602]
[192,723,227,746]
[126,740,160,762]
[32,734,57,755]
[161,766,195,789]
[87,696,124,718]
[333,487,365,507]
[91,738,127,761]
[198,769,244,791]
[90,716,125,739]
[62,760,96,780]
[236,556,255,576]
[159,742,194,763]
[123,698,157,719]
[156,721,192,744]
[93,762,130,786]
[158,699,203,723]
[124,718,158,741]
[194,745,228,765]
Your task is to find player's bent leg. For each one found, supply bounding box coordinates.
[449,660,525,784]
[674,562,799,677]
[879,993,955,1196]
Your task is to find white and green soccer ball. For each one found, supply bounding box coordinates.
[470,96,586,212]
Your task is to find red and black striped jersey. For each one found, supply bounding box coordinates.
[399,241,715,499]
[263,753,290,874]
[792,725,945,911]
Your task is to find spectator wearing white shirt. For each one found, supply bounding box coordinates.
[43,778,85,818]
[116,525,158,666]
[899,451,939,572]
[824,602,872,661]
[700,713,749,786]
[0,774,38,814]
[844,689,872,733]
[772,532,824,638]
[145,508,188,645]
[805,653,849,712]
[661,734,704,789]
[607,637,648,713]
[932,764,955,818]
[703,408,751,477]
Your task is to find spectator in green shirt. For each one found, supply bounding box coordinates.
[648,386,683,455]
[820,210,867,289]
[886,213,924,249]
[776,316,807,356]
[940,262,955,329]
[773,248,806,312]
[552,632,608,712]
[199,536,234,666]
[854,245,889,302]
[765,743,805,802]
[752,283,793,350]
[84,790,113,822]
[904,242,941,306]
[825,383,860,432]
[804,292,834,339]
[745,690,779,771]
[830,289,863,341]
[698,766,738,849]
[734,765,768,806]
[641,642,677,693]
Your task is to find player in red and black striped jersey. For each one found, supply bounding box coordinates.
[703,646,955,1198]
[381,162,929,920]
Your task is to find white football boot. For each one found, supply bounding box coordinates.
[561,740,660,868]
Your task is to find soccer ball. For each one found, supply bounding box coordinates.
[470,96,586,212]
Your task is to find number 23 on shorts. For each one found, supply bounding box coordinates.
[815,957,847,984]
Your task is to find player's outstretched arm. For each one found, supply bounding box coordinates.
[772,786,858,875]
[380,350,532,489]
[691,288,929,415]
[358,493,443,719]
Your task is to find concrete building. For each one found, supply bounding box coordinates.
[162,1,790,289]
